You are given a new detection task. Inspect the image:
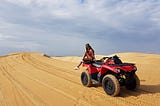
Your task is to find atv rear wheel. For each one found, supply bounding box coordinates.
[81,71,92,87]
[126,74,140,90]
[102,74,120,96]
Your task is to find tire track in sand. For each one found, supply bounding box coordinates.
[0,52,159,106]
[0,64,47,106]
[18,53,127,106]
[21,53,160,106]
[3,53,92,106]
[19,53,138,106]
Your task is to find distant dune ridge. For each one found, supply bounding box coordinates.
[0,52,160,106]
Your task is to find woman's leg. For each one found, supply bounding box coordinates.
[77,61,82,68]
[74,52,91,70]
[76,58,90,68]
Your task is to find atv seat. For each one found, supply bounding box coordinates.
[92,61,103,68]
[83,60,94,64]
[108,63,135,66]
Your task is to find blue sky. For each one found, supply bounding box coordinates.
[0,0,160,56]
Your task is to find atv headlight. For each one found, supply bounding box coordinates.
[133,67,137,71]
[115,68,121,73]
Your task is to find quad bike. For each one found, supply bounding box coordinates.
[81,55,140,96]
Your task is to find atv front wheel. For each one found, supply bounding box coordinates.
[81,71,92,87]
[102,74,120,96]
[126,74,140,90]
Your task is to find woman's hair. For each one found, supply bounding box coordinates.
[85,43,94,54]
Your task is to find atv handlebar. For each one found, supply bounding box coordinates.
[100,57,110,62]
[101,55,119,60]
[101,56,111,60]
[100,55,120,62]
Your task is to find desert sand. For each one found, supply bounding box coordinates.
[0,52,160,106]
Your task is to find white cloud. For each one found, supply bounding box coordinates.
[5,0,32,6]
[0,0,160,55]
[0,30,17,40]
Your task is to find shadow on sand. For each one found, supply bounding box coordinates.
[89,81,160,97]
[119,84,160,97]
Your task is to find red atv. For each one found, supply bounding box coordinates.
[81,55,140,96]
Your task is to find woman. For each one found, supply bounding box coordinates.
[74,43,95,70]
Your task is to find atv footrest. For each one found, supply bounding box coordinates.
[91,79,101,85]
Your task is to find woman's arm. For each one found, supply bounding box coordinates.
[85,50,94,60]
[82,52,87,59]
[89,49,94,58]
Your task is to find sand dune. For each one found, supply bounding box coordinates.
[0,52,160,106]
